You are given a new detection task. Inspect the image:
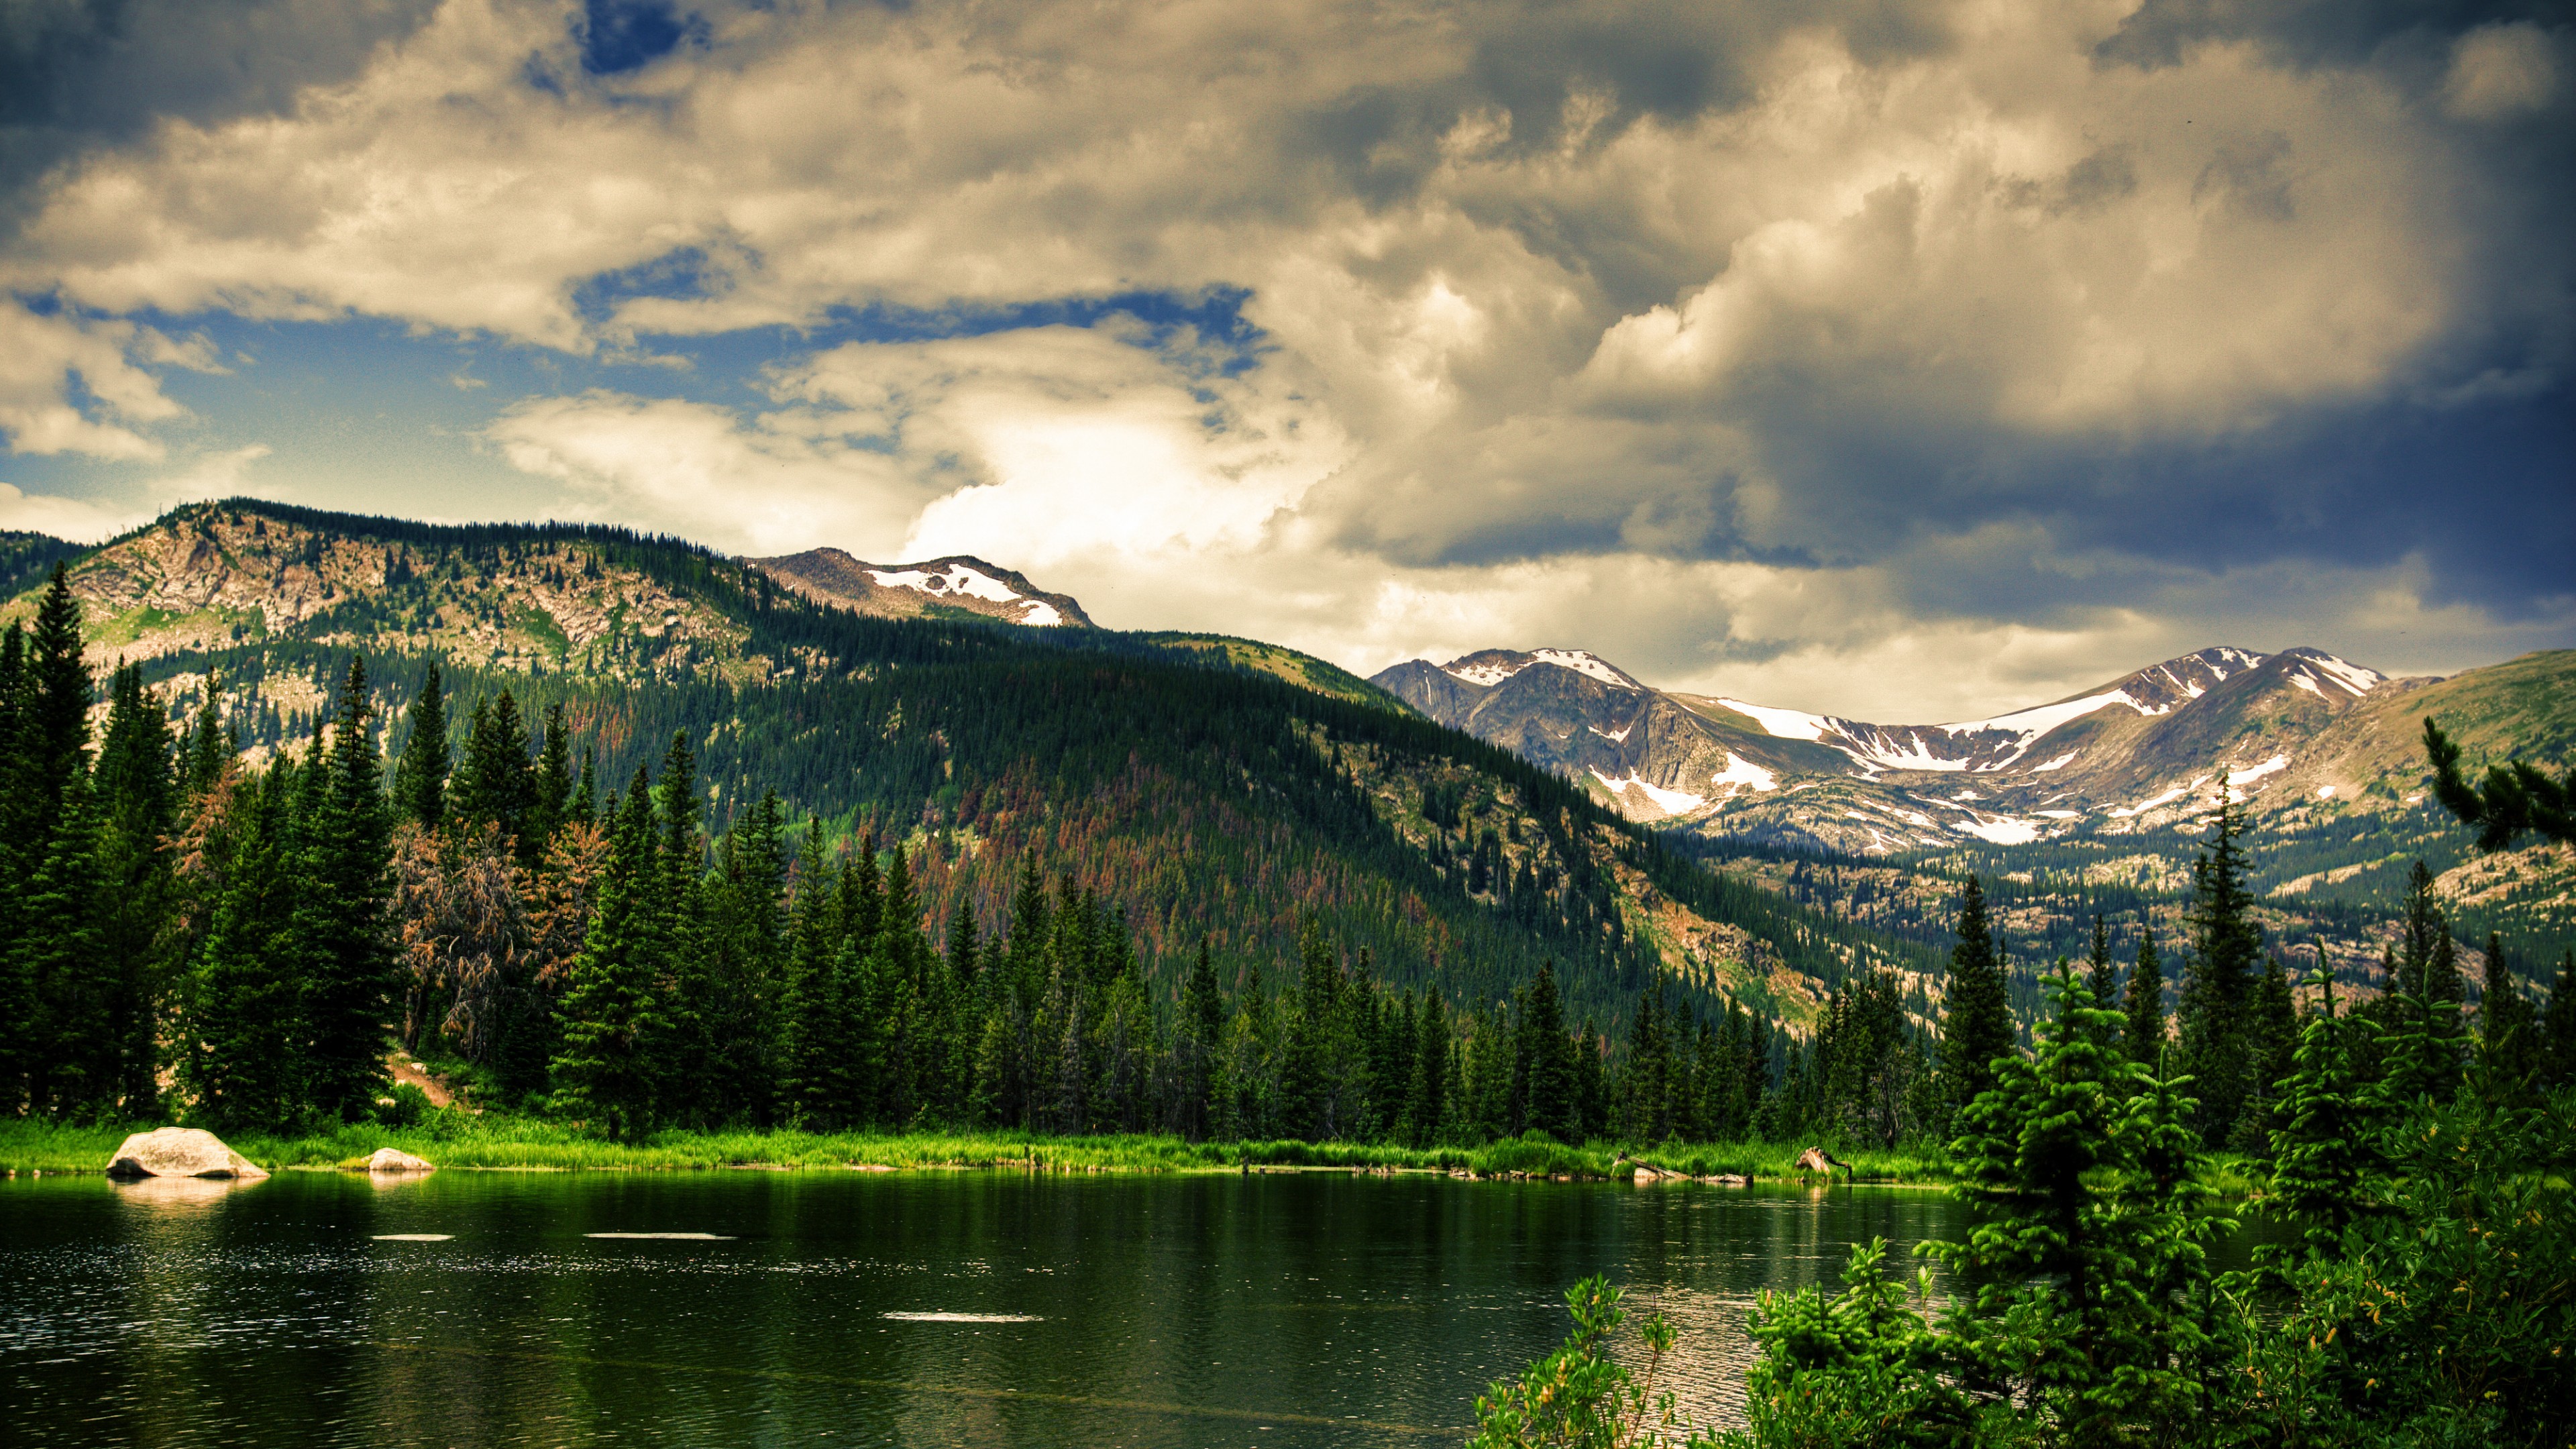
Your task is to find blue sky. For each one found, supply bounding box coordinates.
[1,0,2569,720]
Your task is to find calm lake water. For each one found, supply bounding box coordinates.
[5,1168,1990,1446]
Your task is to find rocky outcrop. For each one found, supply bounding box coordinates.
[366,1148,433,1173]
[105,1127,269,1180]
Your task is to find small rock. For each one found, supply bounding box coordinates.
[367,1148,434,1173]
[105,1127,269,1181]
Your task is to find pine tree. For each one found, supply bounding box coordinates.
[1521,962,1575,1142]
[2263,971,2378,1264]
[1937,961,2216,1440]
[2085,914,2117,1014]
[297,657,396,1122]
[1937,875,2014,1130]
[0,625,28,1112]
[451,689,537,845]
[390,661,449,832]
[2392,861,2464,1099]
[648,732,714,1124]
[527,701,572,863]
[2123,928,2165,1069]
[2231,953,2299,1151]
[2423,714,2575,850]
[180,763,304,1130]
[93,663,178,1114]
[11,567,101,1116]
[552,767,664,1140]
[2542,949,2576,1089]
[1411,989,1450,1147]
[2473,932,2538,1103]
[2178,791,2263,1144]
[707,789,786,1123]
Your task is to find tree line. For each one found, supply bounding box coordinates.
[0,568,1685,1140]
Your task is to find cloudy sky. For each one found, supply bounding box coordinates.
[3,0,2569,720]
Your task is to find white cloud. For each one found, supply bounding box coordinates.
[0,483,150,542]
[0,301,205,460]
[0,443,276,543]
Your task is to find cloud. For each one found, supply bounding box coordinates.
[0,300,212,459]
[0,442,272,543]
[0,0,2565,716]
[2445,23,2564,122]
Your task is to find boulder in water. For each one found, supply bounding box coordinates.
[366,1148,433,1173]
[105,1127,269,1181]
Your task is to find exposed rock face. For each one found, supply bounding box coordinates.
[366,1148,433,1173]
[105,1127,270,1180]
[745,548,1095,629]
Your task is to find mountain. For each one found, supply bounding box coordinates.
[1372,643,2576,954]
[3,498,1957,1035]
[745,547,1095,629]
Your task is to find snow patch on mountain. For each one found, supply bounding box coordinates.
[1529,649,1642,689]
[2284,650,2385,696]
[1715,698,1834,741]
[1446,659,1526,686]
[1954,816,2043,845]
[869,562,1023,604]
[2031,751,2079,771]
[2227,755,2290,786]
[1589,769,1705,816]
[1017,601,1065,627]
[1710,754,1778,794]
[2112,782,2196,818]
[1929,689,2145,766]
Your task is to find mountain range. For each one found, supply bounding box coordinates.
[1372,641,2576,954]
[9,499,1961,1036]
[11,498,2567,1031]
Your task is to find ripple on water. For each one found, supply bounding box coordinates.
[582,1232,734,1240]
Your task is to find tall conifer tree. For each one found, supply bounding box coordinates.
[390,662,449,832]
[1938,875,2014,1128]
[297,657,395,1121]
[553,767,663,1139]
[2179,792,2263,1144]
[2123,929,2165,1068]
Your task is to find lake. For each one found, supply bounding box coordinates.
[3,1169,1978,1446]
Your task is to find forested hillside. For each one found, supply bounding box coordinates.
[6,500,1945,1039]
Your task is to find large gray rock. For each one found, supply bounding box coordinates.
[105,1127,270,1180]
[366,1148,433,1173]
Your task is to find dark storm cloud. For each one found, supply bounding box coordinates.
[0,0,440,232]
[2097,0,2572,70]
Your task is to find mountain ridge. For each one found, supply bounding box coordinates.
[745,546,1095,629]
[1,498,1959,1036]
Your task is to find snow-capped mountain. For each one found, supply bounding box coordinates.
[745,549,1094,629]
[1368,642,2465,855]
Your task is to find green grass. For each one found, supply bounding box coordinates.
[15,1118,2301,1193]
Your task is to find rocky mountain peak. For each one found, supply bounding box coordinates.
[745,547,1094,629]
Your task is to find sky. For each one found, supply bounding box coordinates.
[1,0,2569,722]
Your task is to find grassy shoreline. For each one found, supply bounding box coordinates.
[0,1117,1964,1184]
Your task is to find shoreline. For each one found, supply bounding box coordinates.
[0,1119,1969,1187]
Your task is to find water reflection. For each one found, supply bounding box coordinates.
[2,1171,2267,1447]
[107,1174,254,1210]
